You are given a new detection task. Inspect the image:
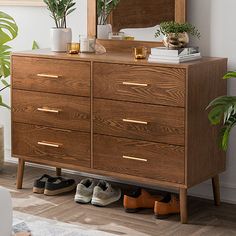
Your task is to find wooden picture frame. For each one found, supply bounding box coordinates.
[0,0,45,6]
[87,0,187,52]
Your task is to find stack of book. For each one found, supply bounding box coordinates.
[148,47,201,64]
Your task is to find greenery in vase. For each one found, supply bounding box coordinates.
[43,0,76,28]
[207,72,236,151]
[155,21,200,39]
[0,11,18,109]
[97,0,120,25]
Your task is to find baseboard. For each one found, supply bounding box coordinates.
[4,149,236,204]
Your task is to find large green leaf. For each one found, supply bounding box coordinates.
[0,44,11,78]
[223,71,236,79]
[0,11,18,45]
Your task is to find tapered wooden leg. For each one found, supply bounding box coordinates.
[16,159,25,189]
[180,188,188,224]
[212,175,221,206]
[56,167,62,176]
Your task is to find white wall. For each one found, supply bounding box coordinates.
[1,0,236,203]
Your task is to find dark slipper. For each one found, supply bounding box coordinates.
[44,177,76,196]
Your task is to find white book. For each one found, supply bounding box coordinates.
[151,47,199,57]
[148,55,202,64]
[149,53,201,61]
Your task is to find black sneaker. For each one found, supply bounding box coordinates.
[33,174,54,194]
[44,177,76,196]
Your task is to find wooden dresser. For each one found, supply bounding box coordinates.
[11,49,227,223]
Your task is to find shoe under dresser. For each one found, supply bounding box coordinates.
[11,49,227,223]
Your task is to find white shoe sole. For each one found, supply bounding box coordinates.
[91,191,121,207]
[74,195,92,204]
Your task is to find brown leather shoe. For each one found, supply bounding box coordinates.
[124,188,163,213]
[154,194,180,219]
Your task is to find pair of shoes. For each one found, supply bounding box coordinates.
[124,189,180,219]
[33,174,76,196]
[74,178,121,207]
[123,188,163,213]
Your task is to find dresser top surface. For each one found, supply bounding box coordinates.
[12,49,226,69]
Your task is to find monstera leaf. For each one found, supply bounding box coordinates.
[0,44,11,78]
[0,11,18,45]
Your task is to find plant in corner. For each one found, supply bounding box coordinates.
[207,72,236,151]
[155,21,200,49]
[0,11,18,171]
[97,0,120,39]
[43,0,76,52]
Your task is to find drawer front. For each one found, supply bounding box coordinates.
[94,99,185,146]
[13,123,91,167]
[12,56,90,96]
[94,135,185,183]
[12,90,90,132]
[94,62,185,107]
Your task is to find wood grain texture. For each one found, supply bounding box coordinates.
[12,89,90,132]
[13,123,91,168]
[12,56,91,96]
[186,58,227,187]
[110,0,175,31]
[94,134,185,183]
[94,62,185,107]
[94,98,185,146]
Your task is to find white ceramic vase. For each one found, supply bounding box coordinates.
[0,125,4,171]
[50,28,72,52]
[97,24,112,39]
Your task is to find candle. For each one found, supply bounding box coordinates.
[67,43,80,54]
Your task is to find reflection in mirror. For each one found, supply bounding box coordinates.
[96,0,176,42]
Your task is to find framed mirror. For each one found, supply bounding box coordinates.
[87,0,186,52]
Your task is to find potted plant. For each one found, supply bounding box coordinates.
[44,0,76,52]
[97,0,120,39]
[207,72,236,151]
[0,11,18,171]
[155,21,200,49]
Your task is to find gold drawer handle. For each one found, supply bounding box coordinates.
[122,82,148,87]
[37,107,61,113]
[37,141,62,148]
[122,119,148,125]
[123,155,147,162]
[37,73,60,79]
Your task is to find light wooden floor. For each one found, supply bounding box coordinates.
[1,163,236,236]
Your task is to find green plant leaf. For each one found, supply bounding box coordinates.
[223,71,236,79]
[0,11,18,44]
[0,44,11,78]
[32,40,40,50]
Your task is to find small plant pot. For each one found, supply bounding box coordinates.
[0,125,4,171]
[50,28,72,52]
[163,32,189,49]
[97,24,112,39]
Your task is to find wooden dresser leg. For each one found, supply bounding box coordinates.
[16,159,25,189]
[180,188,188,224]
[212,175,221,206]
[56,167,62,176]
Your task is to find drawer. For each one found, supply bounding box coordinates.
[12,56,90,96]
[94,135,185,183]
[12,123,91,167]
[94,99,184,146]
[94,62,185,107]
[12,90,90,132]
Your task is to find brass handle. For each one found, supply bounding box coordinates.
[122,119,148,125]
[37,73,60,79]
[37,107,61,113]
[123,155,147,162]
[122,82,148,87]
[37,141,62,148]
